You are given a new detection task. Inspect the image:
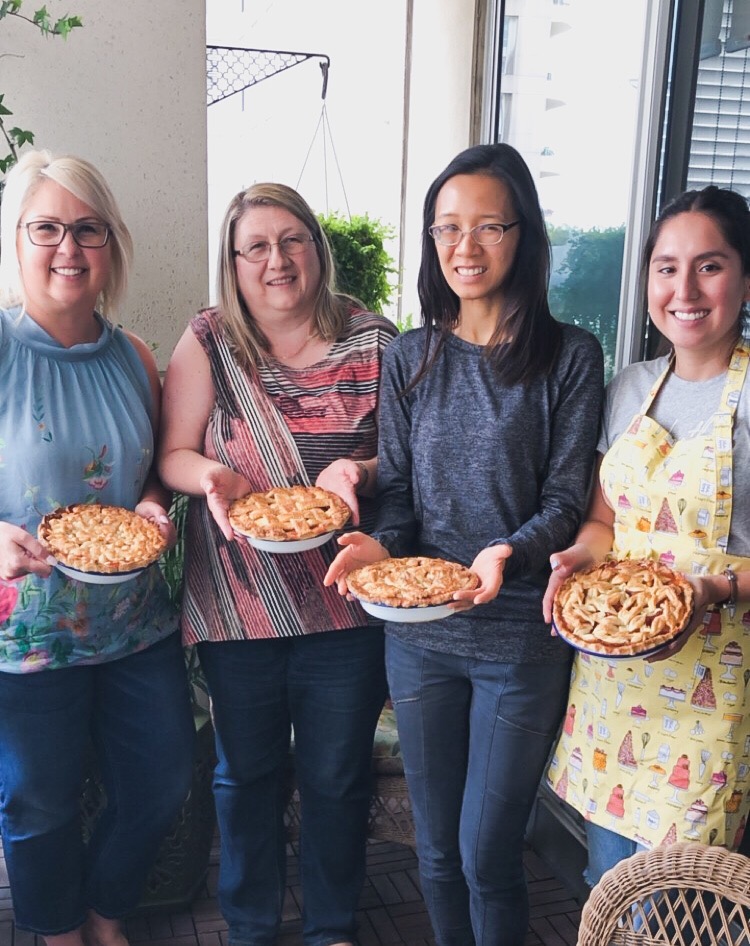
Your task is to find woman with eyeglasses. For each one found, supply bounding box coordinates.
[0,150,194,945]
[158,183,398,946]
[325,143,604,946]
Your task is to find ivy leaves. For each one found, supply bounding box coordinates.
[1,2,82,176]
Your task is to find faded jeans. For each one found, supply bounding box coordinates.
[386,636,570,946]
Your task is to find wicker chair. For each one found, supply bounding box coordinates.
[576,841,750,946]
[285,701,416,848]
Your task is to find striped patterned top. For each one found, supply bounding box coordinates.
[182,306,398,643]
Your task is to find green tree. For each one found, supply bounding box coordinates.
[0,1,82,173]
[549,225,625,378]
[319,212,397,314]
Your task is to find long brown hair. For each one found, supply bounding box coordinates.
[215,183,361,373]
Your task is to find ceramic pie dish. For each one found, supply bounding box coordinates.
[38,503,166,584]
[552,558,694,659]
[229,485,351,554]
[346,556,479,623]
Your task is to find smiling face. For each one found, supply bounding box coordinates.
[647,211,750,373]
[432,173,520,312]
[233,205,321,323]
[16,179,111,325]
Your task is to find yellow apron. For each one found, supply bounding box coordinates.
[548,343,750,850]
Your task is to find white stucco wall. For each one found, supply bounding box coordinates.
[3,0,208,368]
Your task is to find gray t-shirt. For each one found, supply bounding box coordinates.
[373,322,604,664]
[599,355,750,555]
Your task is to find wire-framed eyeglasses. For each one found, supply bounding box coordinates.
[233,233,315,263]
[428,221,520,247]
[20,220,111,248]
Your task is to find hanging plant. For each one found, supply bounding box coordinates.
[319,212,397,315]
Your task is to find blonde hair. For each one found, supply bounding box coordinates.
[216,182,358,372]
[0,149,133,314]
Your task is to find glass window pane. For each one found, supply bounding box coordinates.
[499,0,648,380]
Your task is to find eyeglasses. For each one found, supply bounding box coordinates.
[428,221,520,247]
[20,220,111,248]
[233,233,315,263]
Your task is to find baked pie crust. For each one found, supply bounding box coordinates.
[38,503,167,574]
[228,486,351,541]
[347,556,479,608]
[552,558,694,657]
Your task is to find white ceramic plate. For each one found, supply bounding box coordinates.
[55,562,144,585]
[236,530,336,554]
[358,600,455,623]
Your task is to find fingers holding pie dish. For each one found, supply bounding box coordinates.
[200,465,253,541]
[315,459,362,527]
[450,544,512,609]
[135,500,177,551]
[324,532,389,596]
[543,542,595,625]
[0,521,56,580]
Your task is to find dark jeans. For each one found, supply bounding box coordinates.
[0,632,195,935]
[198,625,386,946]
[386,636,570,946]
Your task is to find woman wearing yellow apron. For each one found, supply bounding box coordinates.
[544,185,750,884]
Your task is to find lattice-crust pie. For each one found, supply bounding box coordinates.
[38,504,167,574]
[228,486,351,541]
[552,558,694,657]
[347,556,479,608]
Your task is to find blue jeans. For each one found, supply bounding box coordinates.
[584,821,645,887]
[386,637,570,946]
[0,632,195,935]
[198,626,386,946]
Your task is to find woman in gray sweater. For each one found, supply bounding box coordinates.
[326,143,603,946]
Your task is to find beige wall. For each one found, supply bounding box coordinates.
[4,0,209,368]
[399,0,477,322]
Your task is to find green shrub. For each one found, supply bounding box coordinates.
[319,212,397,314]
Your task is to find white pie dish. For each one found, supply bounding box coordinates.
[55,561,145,585]
[357,600,456,623]
[235,529,336,554]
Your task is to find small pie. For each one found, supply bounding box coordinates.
[228,486,351,541]
[38,503,167,573]
[347,556,479,608]
[552,558,694,657]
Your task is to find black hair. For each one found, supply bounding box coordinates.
[406,142,561,392]
[642,185,750,346]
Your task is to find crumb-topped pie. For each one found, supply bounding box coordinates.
[552,558,694,657]
[38,503,166,574]
[228,486,351,541]
[347,556,479,608]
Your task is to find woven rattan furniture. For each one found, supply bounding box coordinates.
[576,841,750,945]
[285,701,416,848]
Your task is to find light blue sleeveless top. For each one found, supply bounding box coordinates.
[0,305,177,673]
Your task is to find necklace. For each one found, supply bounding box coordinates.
[272,332,316,363]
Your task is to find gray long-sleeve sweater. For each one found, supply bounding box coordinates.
[372,322,604,664]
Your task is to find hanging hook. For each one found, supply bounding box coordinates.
[319,58,330,100]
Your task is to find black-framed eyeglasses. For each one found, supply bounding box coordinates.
[428,221,520,247]
[20,220,111,248]
[233,233,315,263]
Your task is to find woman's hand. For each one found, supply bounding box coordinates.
[450,544,513,611]
[0,521,56,581]
[200,466,253,541]
[135,500,178,552]
[542,543,595,625]
[316,459,363,526]
[646,575,712,662]
[323,532,389,596]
